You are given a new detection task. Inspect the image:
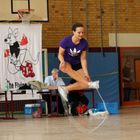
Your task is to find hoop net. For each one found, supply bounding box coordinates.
[17,9,35,24]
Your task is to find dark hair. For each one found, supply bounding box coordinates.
[72,23,84,31]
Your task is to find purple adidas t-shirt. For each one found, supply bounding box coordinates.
[59,36,88,65]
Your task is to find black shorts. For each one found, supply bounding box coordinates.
[71,63,82,71]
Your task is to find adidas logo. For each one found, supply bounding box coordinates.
[68,48,81,57]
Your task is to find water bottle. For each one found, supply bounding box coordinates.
[92,108,99,113]
[4,82,9,91]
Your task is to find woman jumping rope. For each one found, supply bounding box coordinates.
[58,22,99,102]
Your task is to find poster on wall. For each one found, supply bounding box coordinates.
[0,24,42,90]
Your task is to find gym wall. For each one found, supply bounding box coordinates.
[42,0,140,48]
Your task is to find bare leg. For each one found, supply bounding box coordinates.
[59,62,90,91]
[58,62,99,103]
[61,62,89,86]
[66,81,88,91]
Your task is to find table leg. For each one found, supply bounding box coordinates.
[5,91,9,118]
[50,94,52,114]
[56,94,58,115]
[10,91,14,118]
[91,90,94,108]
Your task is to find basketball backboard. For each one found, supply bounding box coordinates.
[0,0,49,22]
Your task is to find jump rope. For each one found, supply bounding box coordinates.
[87,88,109,117]
[61,70,119,133]
[68,88,109,134]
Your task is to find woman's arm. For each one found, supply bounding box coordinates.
[58,47,65,63]
[58,46,66,72]
[80,51,90,81]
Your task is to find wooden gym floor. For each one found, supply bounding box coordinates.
[0,107,140,140]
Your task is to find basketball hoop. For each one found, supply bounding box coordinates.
[17,9,35,24]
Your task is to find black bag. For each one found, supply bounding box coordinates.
[19,84,32,90]
[68,91,89,116]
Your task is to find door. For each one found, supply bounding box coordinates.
[120,48,140,107]
[135,59,140,82]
